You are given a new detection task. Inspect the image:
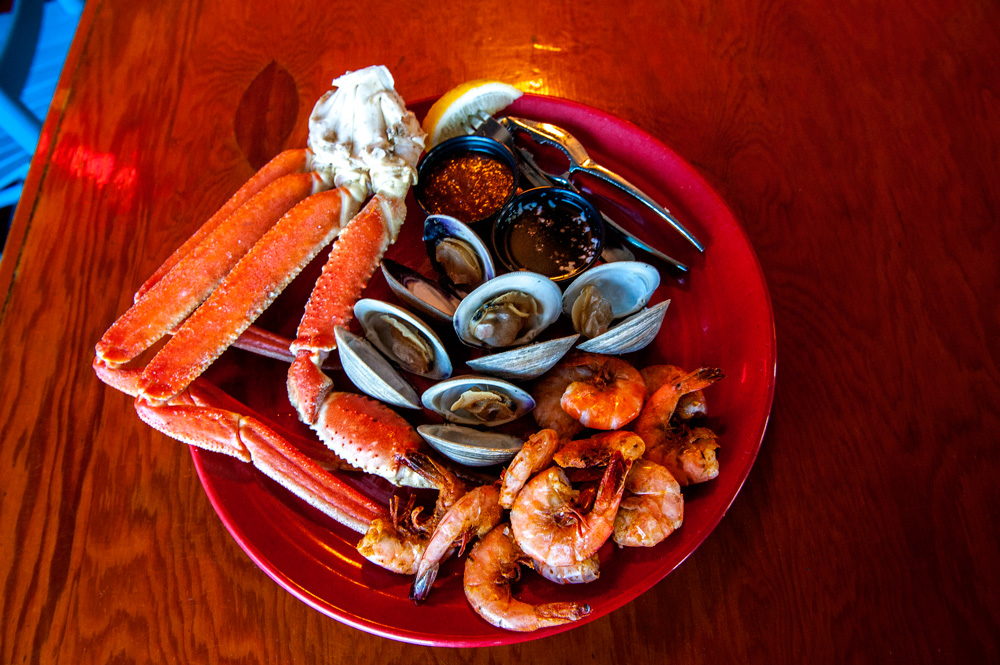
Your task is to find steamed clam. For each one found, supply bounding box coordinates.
[453,272,561,349]
[380,259,461,323]
[562,261,668,354]
[354,299,451,379]
[416,424,523,467]
[421,375,534,427]
[424,214,496,294]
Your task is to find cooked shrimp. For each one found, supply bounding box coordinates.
[356,495,427,574]
[614,459,683,547]
[533,357,591,439]
[499,429,561,508]
[464,524,591,632]
[643,426,720,486]
[634,367,723,487]
[404,452,468,531]
[510,453,629,567]
[411,484,503,602]
[532,554,600,585]
[553,431,645,469]
[635,367,722,431]
[357,453,466,574]
[641,364,707,420]
[559,353,647,429]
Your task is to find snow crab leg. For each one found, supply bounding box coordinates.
[94,66,429,534]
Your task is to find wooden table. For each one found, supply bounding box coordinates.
[2,0,997,662]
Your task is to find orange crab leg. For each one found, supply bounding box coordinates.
[135,149,310,300]
[97,171,321,367]
[139,187,358,402]
[94,362,386,533]
[287,195,404,423]
[313,392,425,484]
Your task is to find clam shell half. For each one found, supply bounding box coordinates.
[380,259,461,323]
[465,334,580,380]
[354,298,452,379]
[334,326,420,410]
[576,300,671,355]
[416,424,523,467]
[421,375,535,426]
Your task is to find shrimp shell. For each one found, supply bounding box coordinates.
[510,453,629,567]
[499,429,561,508]
[613,459,684,547]
[411,484,503,602]
[464,524,591,632]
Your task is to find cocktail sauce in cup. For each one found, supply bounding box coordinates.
[492,186,604,282]
[414,136,519,225]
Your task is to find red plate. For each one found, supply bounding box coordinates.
[189,93,776,646]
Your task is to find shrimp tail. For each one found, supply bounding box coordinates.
[400,451,448,485]
[400,451,465,525]
[682,367,724,391]
[592,452,630,514]
[537,602,592,622]
[410,564,440,603]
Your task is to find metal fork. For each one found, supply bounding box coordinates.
[472,114,689,272]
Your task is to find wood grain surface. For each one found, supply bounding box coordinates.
[1,0,997,662]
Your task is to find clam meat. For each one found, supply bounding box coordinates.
[424,214,496,295]
[436,238,483,287]
[454,272,562,349]
[355,299,451,379]
[468,291,538,347]
[449,389,516,423]
[562,261,660,338]
[570,284,615,338]
[421,375,534,427]
[371,314,434,375]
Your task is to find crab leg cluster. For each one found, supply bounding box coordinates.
[94,66,431,534]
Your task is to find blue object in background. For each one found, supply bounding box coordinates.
[1,0,82,249]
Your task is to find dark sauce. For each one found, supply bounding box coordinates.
[499,198,602,280]
[419,154,515,222]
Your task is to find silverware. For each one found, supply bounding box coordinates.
[473,114,689,272]
[503,117,704,252]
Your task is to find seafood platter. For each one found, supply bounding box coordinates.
[93,66,776,645]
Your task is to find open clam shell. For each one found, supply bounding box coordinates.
[453,272,562,349]
[421,375,535,426]
[562,261,661,323]
[334,326,420,410]
[465,334,580,380]
[424,214,496,295]
[354,299,452,379]
[380,259,461,323]
[416,424,523,467]
[576,300,671,355]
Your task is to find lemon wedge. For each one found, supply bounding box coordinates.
[422,80,523,146]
